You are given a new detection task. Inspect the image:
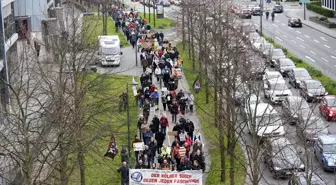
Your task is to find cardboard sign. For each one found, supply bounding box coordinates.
[168,131,178,136]
[133,142,145,151]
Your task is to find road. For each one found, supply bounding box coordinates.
[239,1,336,80]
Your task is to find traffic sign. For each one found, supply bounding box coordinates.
[299,0,309,3]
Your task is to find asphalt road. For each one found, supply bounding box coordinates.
[242,4,336,80]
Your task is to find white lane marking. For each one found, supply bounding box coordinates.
[300,45,305,48]
[314,39,320,43]
[321,37,327,41]
[254,24,259,27]
[276,31,280,34]
[324,45,331,48]
[283,35,288,38]
[332,55,336,59]
[296,37,304,41]
[288,27,293,29]
[282,23,286,26]
[273,24,279,27]
[322,57,329,63]
[292,40,296,43]
[296,30,301,34]
[276,37,283,41]
[306,56,316,62]
[310,51,316,55]
[304,35,310,38]
[276,20,279,23]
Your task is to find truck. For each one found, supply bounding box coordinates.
[98,35,123,67]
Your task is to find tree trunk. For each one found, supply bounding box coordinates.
[182,6,185,50]
[204,30,209,104]
[78,142,86,185]
[149,4,151,23]
[59,141,68,185]
[187,9,191,60]
[219,88,226,183]
[190,16,195,73]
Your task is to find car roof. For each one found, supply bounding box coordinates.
[302,79,321,84]
[269,137,291,147]
[268,79,286,84]
[292,68,308,72]
[265,71,281,75]
[319,134,336,144]
[324,95,336,99]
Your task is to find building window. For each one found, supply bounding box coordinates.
[3,14,16,41]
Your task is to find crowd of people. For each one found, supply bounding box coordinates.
[112,7,206,185]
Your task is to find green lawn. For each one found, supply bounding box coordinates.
[140,13,175,29]
[69,74,139,185]
[83,15,129,47]
[176,43,245,185]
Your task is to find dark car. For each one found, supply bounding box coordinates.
[275,58,296,77]
[296,116,329,143]
[288,172,327,185]
[268,49,286,67]
[273,5,283,13]
[288,18,302,27]
[239,9,252,19]
[264,137,305,179]
[319,95,336,121]
[288,68,312,88]
[314,134,336,171]
[252,7,261,16]
[282,96,311,125]
[299,79,327,102]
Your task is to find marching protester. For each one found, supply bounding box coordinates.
[117,162,129,185]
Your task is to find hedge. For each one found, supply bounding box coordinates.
[263,36,336,94]
[306,1,335,18]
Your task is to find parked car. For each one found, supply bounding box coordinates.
[248,32,261,44]
[250,58,267,80]
[299,79,327,102]
[282,96,311,125]
[252,38,268,51]
[235,82,250,106]
[296,116,329,143]
[319,95,336,121]
[239,9,252,19]
[252,6,261,15]
[268,49,286,67]
[261,43,274,57]
[288,172,327,185]
[264,79,292,104]
[273,5,283,13]
[288,68,312,88]
[231,6,240,14]
[263,71,283,84]
[244,103,284,137]
[264,137,305,179]
[275,58,296,77]
[288,17,302,27]
[314,134,336,171]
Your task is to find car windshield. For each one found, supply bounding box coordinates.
[306,81,322,89]
[305,119,326,130]
[273,50,284,56]
[280,59,294,66]
[323,144,336,154]
[256,115,281,127]
[327,98,336,107]
[271,83,287,90]
[289,100,310,110]
[295,70,309,77]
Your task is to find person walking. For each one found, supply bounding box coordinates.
[170,100,179,123]
[188,93,194,113]
[161,91,167,111]
[155,132,165,154]
[150,115,160,134]
[143,100,150,123]
[117,161,129,185]
[160,114,169,135]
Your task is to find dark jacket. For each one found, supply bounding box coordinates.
[155,132,165,148]
[185,121,195,134]
[151,117,160,133]
[170,103,179,114]
[117,166,129,181]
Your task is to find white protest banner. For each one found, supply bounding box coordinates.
[129,169,202,185]
[133,142,144,151]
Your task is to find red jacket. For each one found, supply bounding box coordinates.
[160,117,168,127]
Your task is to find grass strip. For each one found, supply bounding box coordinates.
[139,13,175,29]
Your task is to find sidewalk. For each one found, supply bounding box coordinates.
[284,6,336,38]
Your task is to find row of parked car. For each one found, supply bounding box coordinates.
[139,0,181,7]
[234,25,336,180]
[231,4,284,19]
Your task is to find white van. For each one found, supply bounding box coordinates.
[98,36,123,66]
[245,103,285,138]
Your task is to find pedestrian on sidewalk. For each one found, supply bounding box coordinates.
[34,39,41,57]
[120,147,129,164]
[143,100,150,123]
[155,132,165,154]
[192,129,202,143]
[143,128,153,145]
[188,93,194,113]
[149,89,159,111]
[160,114,169,135]
[170,100,179,123]
[117,161,129,185]
[150,115,160,134]
[132,135,142,163]
[179,94,188,115]
[148,137,156,163]
[161,91,167,111]
[137,115,145,138]
[166,91,173,111]
[185,119,195,138]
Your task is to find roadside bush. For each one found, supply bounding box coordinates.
[307,2,335,18]
[306,66,323,77]
[319,16,328,21]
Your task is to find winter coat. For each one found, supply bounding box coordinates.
[160,117,169,127]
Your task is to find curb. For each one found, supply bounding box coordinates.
[284,11,336,39]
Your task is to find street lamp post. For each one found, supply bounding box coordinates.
[260,0,264,36]
[126,79,138,167]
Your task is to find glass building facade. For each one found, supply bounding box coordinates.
[322,0,336,11]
